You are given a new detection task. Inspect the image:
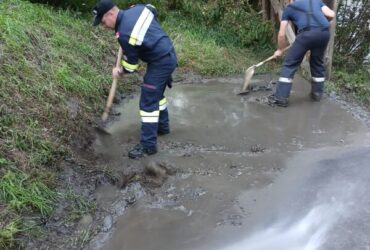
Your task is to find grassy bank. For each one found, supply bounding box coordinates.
[162,14,276,76]
[328,66,370,107]
[0,0,118,247]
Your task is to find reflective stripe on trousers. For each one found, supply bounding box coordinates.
[139,50,177,148]
[275,28,330,99]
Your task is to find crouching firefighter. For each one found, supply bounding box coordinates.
[93,0,177,158]
[269,0,335,107]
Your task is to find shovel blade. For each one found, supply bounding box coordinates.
[240,66,256,94]
[237,90,250,95]
[94,123,111,136]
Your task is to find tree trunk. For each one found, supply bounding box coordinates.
[323,0,337,80]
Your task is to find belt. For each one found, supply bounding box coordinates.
[299,26,329,33]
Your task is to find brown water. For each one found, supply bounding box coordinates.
[92,75,370,250]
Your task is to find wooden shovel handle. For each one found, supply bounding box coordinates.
[256,55,276,67]
[101,47,123,121]
[255,46,291,67]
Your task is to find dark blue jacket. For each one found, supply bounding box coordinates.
[114,4,174,73]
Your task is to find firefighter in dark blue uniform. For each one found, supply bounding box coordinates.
[93,0,177,158]
[268,0,335,107]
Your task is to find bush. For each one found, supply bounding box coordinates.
[335,0,370,66]
[27,0,274,49]
[167,0,274,48]
[28,0,170,17]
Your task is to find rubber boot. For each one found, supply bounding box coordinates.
[311,82,324,101]
[128,144,157,159]
[158,129,170,136]
[268,82,292,107]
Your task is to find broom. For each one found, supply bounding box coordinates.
[239,46,291,95]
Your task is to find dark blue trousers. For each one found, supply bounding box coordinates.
[140,50,177,149]
[275,28,330,100]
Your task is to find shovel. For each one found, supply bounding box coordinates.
[95,47,123,135]
[239,46,291,95]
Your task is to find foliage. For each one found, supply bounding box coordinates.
[27,0,169,16]
[0,0,120,170]
[64,191,96,222]
[168,0,274,48]
[335,0,370,65]
[331,67,370,106]
[0,211,22,249]
[28,0,274,49]
[0,1,125,246]
[0,171,59,215]
[163,15,275,75]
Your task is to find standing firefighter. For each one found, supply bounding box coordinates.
[268,0,335,107]
[93,0,177,158]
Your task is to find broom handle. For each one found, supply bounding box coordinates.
[255,46,291,67]
[102,47,123,121]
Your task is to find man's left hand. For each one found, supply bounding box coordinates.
[112,66,123,79]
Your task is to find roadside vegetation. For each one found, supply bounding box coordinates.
[0,0,116,247]
[329,0,370,106]
[0,0,368,248]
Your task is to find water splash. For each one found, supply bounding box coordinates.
[222,203,345,250]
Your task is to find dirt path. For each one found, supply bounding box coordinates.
[86,74,369,250]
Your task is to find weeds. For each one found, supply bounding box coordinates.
[327,67,370,106]
[0,171,59,216]
[0,0,118,171]
[163,15,275,76]
[0,215,22,249]
[64,191,96,222]
[69,226,94,249]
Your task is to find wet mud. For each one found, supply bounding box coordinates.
[87,74,370,250]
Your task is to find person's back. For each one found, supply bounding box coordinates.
[283,0,330,33]
[116,5,173,63]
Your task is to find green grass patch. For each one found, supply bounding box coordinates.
[0,0,121,171]
[162,15,276,76]
[0,170,58,248]
[326,67,370,107]
[64,191,96,222]
[0,214,22,249]
[0,171,59,216]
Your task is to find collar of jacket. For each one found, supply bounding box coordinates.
[115,10,123,33]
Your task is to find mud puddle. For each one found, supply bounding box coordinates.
[90,75,369,250]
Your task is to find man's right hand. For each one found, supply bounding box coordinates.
[112,66,123,79]
[274,49,283,58]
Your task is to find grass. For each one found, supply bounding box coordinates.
[0,171,59,215]
[0,0,116,171]
[0,171,58,248]
[0,211,22,249]
[325,66,370,107]
[162,14,277,76]
[0,0,120,247]
[64,191,96,222]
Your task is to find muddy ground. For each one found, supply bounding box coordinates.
[27,72,370,250]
